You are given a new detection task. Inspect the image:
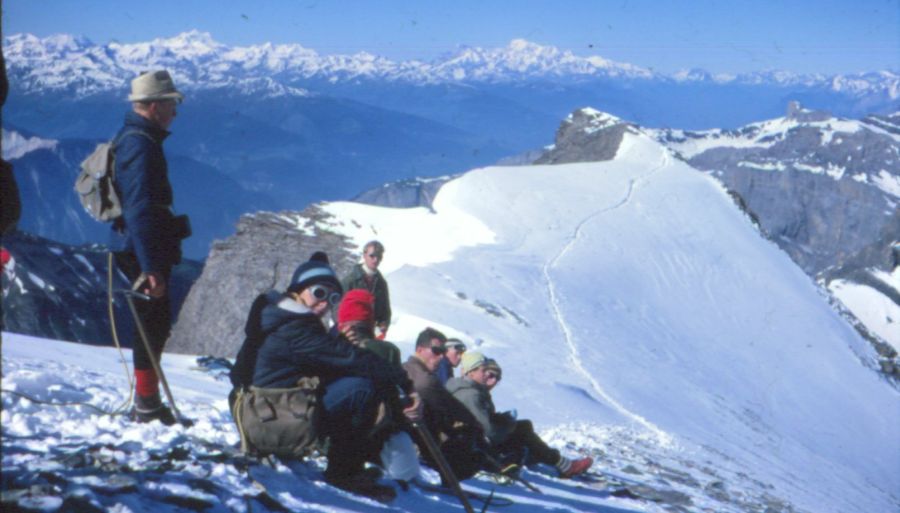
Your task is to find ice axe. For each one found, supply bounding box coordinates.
[397,388,479,513]
[118,288,193,427]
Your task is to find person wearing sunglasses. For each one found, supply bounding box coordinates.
[436,338,467,385]
[340,240,392,339]
[230,251,419,502]
[403,327,487,483]
[447,352,593,479]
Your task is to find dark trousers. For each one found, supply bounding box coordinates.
[408,423,485,483]
[320,376,378,479]
[115,252,171,371]
[494,420,560,467]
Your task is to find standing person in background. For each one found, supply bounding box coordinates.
[341,241,391,339]
[447,352,594,479]
[112,70,191,425]
[436,338,467,385]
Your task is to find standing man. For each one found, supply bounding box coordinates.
[403,328,485,482]
[436,338,467,385]
[341,241,391,339]
[113,70,191,425]
[447,353,593,479]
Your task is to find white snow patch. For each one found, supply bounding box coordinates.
[738,160,787,172]
[872,169,900,198]
[2,129,58,160]
[829,270,900,351]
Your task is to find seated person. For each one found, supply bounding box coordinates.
[436,337,466,385]
[336,289,418,482]
[446,352,593,479]
[403,327,487,482]
[337,289,401,366]
[230,252,420,501]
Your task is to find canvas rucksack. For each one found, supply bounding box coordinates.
[74,130,151,222]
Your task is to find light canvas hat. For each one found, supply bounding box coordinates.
[460,351,487,376]
[128,70,184,103]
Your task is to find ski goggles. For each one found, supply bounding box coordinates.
[309,284,342,307]
[430,345,448,356]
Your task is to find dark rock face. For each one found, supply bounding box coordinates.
[675,112,899,282]
[166,206,356,358]
[535,108,636,164]
[1,231,201,346]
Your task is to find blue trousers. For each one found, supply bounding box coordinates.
[320,376,378,479]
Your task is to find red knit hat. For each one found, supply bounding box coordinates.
[338,289,375,325]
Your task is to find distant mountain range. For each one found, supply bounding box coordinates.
[6,31,899,95]
[4,31,899,262]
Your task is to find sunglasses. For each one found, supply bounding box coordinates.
[309,284,342,306]
[430,345,448,355]
[485,371,501,381]
[366,253,383,259]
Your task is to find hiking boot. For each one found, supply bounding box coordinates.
[325,472,397,503]
[131,394,177,426]
[558,456,593,479]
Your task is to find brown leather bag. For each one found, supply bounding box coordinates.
[232,376,321,459]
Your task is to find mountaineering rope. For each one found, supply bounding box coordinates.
[0,252,135,417]
[542,146,673,445]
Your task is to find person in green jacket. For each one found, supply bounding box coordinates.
[446,352,593,479]
[337,289,401,366]
[341,241,392,339]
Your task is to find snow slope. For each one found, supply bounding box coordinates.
[316,132,899,512]
[3,131,898,512]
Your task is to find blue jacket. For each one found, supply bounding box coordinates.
[251,292,412,392]
[110,110,181,274]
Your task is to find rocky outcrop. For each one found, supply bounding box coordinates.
[682,116,899,281]
[535,108,637,164]
[166,205,356,357]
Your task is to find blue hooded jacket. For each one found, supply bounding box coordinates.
[110,110,181,274]
[251,292,412,392]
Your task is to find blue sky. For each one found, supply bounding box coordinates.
[4,0,898,74]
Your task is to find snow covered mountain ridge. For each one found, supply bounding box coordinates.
[5,31,899,97]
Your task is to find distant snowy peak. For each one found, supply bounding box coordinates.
[5,31,898,96]
[431,39,653,80]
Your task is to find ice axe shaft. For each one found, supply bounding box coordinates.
[410,421,477,513]
[121,289,192,427]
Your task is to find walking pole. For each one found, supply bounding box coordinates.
[120,289,193,427]
[411,421,477,513]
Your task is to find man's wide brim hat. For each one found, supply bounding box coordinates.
[128,70,184,103]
